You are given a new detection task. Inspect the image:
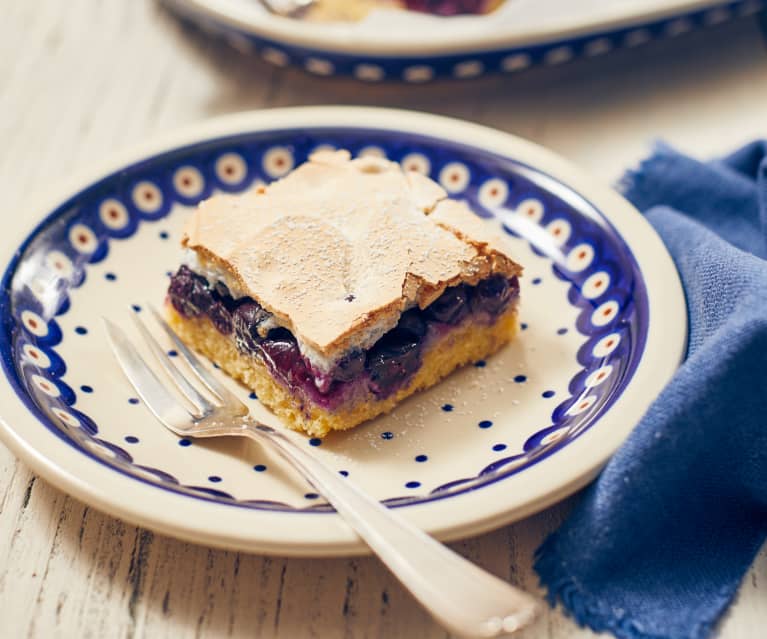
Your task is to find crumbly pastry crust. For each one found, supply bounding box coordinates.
[182,150,522,360]
[167,304,518,438]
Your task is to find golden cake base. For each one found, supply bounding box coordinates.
[167,305,518,438]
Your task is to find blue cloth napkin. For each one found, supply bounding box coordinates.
[534,141,767,639]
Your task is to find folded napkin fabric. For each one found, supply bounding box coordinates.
[534,141,767,639]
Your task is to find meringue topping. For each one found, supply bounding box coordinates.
[182,149,522,359]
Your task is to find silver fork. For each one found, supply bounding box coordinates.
[104,308,539,639]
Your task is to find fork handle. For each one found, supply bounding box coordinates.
[244,422,538,638]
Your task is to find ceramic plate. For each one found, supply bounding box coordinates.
[161,0,763,81]
[0,107,686,556]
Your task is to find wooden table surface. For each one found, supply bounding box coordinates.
[2,2,766,637]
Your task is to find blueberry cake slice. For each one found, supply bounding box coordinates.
[166,150,522,437]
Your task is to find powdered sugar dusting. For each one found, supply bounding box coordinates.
[183,150,522,358]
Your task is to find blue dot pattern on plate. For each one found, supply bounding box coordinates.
[0,128,648,512]
[478,420,493,429]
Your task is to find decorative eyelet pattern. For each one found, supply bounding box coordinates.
[1,127,649,513]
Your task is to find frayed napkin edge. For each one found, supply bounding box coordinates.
[533,533,728,639]
[616,140,677,202]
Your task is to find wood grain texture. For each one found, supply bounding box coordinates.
[1,2,766,637]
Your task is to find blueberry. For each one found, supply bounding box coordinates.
[233,301,269,354]
[261,335,309,386]
[471,275,517,316]
[332,350,365,383]
[214,280,231,299]
[208,301,233,335]
[366,331,422,396]
[425,284,470,325]
[168,267,197,317]
[404,0,486,16]
[188,276,213,314]
[397,309,427,338]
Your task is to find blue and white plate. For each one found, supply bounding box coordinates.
[162,0,764,82]
[0,108,686,555]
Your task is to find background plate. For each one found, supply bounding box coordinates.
[0,107,686,556]
[161,0,765,81]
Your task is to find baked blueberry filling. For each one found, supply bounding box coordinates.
[168,266,519,408]
[404,0,494,17]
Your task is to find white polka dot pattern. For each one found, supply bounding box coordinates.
[69,224,98,254]
[99,199,130,230]
[452,60,484,78]
[305,58,334,76]
[438,162,470,193]
[591,300,619,327]
[261,47,288,67]
[403,65,434,83]
[85,439,116,458]
[545,219,572,246]
[32,374,60,397]
[501,53,531,72]
[566,395,597,416]
[545,46,574,65]
[261,147,294,179]
[354,64,384,82]
[516,198,544,223]
[400,153,430,175]
[581,271,611,299]
[585,365,614,388]
[566,243,595,272]
[21,310,48,337]
[45,251,74,278]
[541,428,569,445]
[22,344,51,368]
[131,181,163,214]
[51,407,81,428]
[173,166,205,198]
[358,146,386,159]
[216,153,248,185]
[478,178,509,209]
[592,333,622,358]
